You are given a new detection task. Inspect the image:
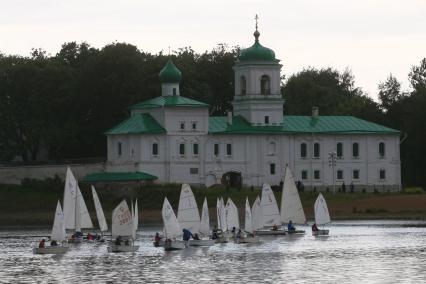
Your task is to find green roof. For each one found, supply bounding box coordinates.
[239,30,276,62]
[129,96,209,110]
[159,60,182,83]
[105,113,165,135]
[82,171,158,182]
[209,115,400,134]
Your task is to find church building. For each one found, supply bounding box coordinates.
[104,27,401,192]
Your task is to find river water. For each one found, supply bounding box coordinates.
[0,220,425,283]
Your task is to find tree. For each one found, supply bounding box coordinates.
[409,58,426,91]
[378,74,402,111]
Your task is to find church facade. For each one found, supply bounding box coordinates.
[105,28,401,192]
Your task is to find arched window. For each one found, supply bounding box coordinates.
[240,76,246,95]
[379,142,385,158]
[313,143,320,158]
[300,143,307,158]
[352,142,359,158]
[337,142,343,158]
[260,75,270,95]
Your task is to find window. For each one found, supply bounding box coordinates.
[353,169,359,180]
[260,75,270,95]
[191,122,197,130]
[193,143,199,156]
[300,143,307,158]
[337,142,343,158]
[314,170,320,180]
[180,122,185,130]
[337,170,343,180]
[314,143,320,158]
[214,143,219,157]
[226,143,232,156]
[353,142,359,158]
[240,76,246,95]
[190,168,199,175]
[379,142,385,158]
[268,141,276,156]
[301,170,308,180]
[264,116,270,124]
[173,88,177,96]
[270,163,276,175]
[152,143,159,156]
[379,169,386,180]
[117,142,122,156]
[179,143,185,155]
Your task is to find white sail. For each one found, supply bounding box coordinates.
[111,200,133,238]
[200,198,210,235]
[244,198,253,233]
[63,167,77,230]
[77,185,93,229]
[133,199,139,239]
[51,201,66,242]
[91,186,108,232]
[281,165,307,224]
[226,198,239,230]
[216,198,221,230]
[260,183,281,227]
[177,184,200,233]
[251,196,263,231]
[162,197,182,239]
[220,197,227,232]
[314,193,331,225]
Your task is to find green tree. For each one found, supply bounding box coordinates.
[378,74,403,112]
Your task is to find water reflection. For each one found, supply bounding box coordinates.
[0,221,425,282]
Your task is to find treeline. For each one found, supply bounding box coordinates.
[0,42,425,186]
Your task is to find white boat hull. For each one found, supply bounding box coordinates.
[164,240,186,251]
[33,246,69,254]
[312,229,329,236]
[107,244,139,253]
[286,230,306,235]
[255,229,287,236]
[188,239,215,246]
[214,236,229,243]
[236,237,260,244]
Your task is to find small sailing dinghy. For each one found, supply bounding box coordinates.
[162,197,186,251]
[255,184,286,236]
[237,198,259,244]
[107,200,139,253]
[226,198,240,239]
[189,197,215,246]
[91,186,108,241]
[313,193,331,236]
[177,184,201,233]
[281,165,306,235]
[33,201,69,254]
[215,197,228,243]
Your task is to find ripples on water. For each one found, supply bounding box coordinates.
[0,220,425,283]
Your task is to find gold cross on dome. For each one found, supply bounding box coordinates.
[255,14,259,30]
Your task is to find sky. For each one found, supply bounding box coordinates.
[1,0,425,100]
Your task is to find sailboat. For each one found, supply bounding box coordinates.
[189,197,215,246]
[91,185,108,241]
[177,184,200,233]
[313,193,331,236]
[107,200,139,253]
[133,199,139,240]
[251,196,263,232]
[281,165,306,234]
[162,197,186,251]
[226,198,239,239]
[63,167,93,243]
[215,197,228,243]
[33,201,69,254]
[255,183,286,235]
[237,198,259,244]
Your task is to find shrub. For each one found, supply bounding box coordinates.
[403,187,424,194]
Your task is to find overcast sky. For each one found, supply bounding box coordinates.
[1,0,425,100]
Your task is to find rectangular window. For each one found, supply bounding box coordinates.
[353,170,359,180]
[314,170,320,180]
[173,88,177,96]
[190,168,199,175]
[193,143,199,155]
[152,143,158,156]
[337,142,343,158]
[191,121,197,130]
[301,170,308,180]
[179,143,185,155]
[379,169,386,180]
[353,142,359,158]
[379,142,386,158]
[180,121,185,130]
[314,143,320,158]
[117,142,122,156]
[264,116,270,124]
[226,143,232,156]
[270,163,276,175]
[214,144,219,157]
[301,143,307,158]
[337,170,343,180]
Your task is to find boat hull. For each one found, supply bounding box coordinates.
[188,239,215,246]
[286,230,306,235]
[153,239,166,247]
[164,240,186,251]
[214,236,229,243]
[67,237,83,243]
[33,246,69,254]
[255,229,286,236]
[312,229,329,236]
[236,237,260,244]
[107,244,139,253]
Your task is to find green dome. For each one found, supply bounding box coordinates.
[239,30,276,61]
[159,60,182,83]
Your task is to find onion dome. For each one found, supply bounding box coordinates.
[159,60,182,83]
[239,29,276,61]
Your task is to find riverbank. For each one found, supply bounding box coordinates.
[0,181,425,227]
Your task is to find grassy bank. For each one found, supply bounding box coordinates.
[0,179,425,227]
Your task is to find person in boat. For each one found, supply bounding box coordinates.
[193,233,200,240]
[312,223,319,232]
[39,239,46,248]
[75,231,83,238]
[115,236,122,245]
[50,240,58,246]
[154,232,162,246]
[272,224,278,231]
[236,229,242,239]
[212,227,219,240]
[231,227,236,238]
[182,228,193,242]
[287,220,296,232]
[124,239,130,246]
